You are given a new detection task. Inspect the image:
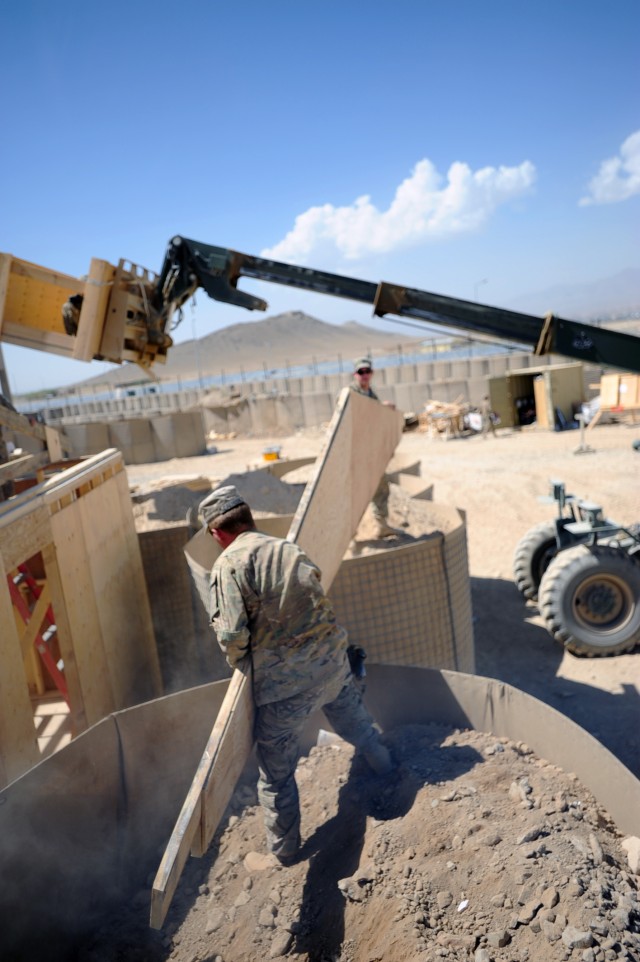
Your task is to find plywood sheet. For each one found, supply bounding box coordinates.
[289,387,404,588]
[42,541,88,733]
[599,373,620,407]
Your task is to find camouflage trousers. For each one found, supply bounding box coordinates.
[254,666,381,858]
[371,476,390,524]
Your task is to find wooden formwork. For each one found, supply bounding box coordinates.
[0,449,162,787]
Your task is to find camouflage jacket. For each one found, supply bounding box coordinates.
[349,382,380,401]
[210,531,349,706]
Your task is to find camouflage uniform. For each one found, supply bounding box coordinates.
[481,396,496,437]
[211,530,385,858]
[348,382,390,525]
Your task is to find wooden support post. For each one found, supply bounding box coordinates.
[0,558,40,787]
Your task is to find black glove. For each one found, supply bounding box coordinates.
[347,645,367,680]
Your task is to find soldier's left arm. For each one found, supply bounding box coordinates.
[211,564,252,669]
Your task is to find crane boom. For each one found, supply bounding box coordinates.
[158,237,640,374]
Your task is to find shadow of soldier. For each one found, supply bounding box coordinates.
[293,730,483,961]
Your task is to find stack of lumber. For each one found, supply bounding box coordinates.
[418,397,469,439]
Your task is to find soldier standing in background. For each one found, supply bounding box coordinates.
[200,485,393,865]
[481,394,497,438]
[349,356,397,538]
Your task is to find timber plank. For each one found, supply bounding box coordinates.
[150,390,403,927]
[197,669,255,856]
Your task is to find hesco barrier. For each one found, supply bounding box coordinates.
[62,411,206,463]
[329,503,474,673]
[1,666,639,961]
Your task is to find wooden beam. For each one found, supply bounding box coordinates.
[289,387,404,587]
[150,671,251,929]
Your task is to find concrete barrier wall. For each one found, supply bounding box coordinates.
[64,412,206,463]
[50,353,604,445]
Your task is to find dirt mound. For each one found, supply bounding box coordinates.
[82,725,639,962]
[130,470,304,531]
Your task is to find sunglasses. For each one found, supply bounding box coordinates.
[356,368,372,375]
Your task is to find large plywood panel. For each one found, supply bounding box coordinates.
[49,503,115,726]
[41,541,88,733]
[151,672,251,929]
[289,387,404,589]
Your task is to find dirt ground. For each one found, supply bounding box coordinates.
[112,419,640,962]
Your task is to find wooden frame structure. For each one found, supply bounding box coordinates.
[0,449,162,787]
[150,388,404,927]
[587,372,640,430]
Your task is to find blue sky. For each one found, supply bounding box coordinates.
[1,0,638,394]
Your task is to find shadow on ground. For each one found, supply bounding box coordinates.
[471,575,640,777]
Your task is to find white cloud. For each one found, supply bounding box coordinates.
[261,157,536,262]
[580,130,640,206]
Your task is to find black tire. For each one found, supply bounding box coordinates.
[538,544,640,656]
[513,522,558,600]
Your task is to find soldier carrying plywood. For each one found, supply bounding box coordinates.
[199,484,393,866]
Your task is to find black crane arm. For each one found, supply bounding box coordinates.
[156,236,640,374]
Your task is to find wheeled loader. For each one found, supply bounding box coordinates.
[514,480,640,656]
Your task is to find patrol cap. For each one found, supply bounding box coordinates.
[353,356,373,371]
[199,485,246,527]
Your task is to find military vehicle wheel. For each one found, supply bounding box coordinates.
[538,544,640,656]
[513,522,558,600]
